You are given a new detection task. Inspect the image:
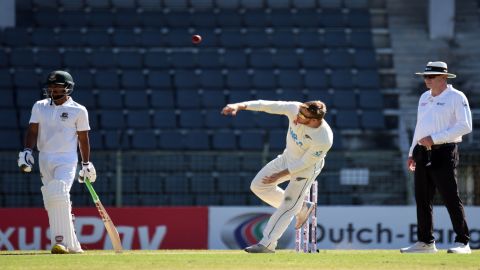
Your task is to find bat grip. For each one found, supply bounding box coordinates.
[85,178,100,202]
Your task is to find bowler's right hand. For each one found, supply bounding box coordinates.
[221,103,246,116]
[18,148,34,173]
[407,157,415,172]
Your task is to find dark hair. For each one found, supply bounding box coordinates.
[302,101,326,120]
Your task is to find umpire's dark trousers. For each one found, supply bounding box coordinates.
[412,143,470,244]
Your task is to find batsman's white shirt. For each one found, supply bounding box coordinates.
[30,97,90,154]
[243,100,333,172]
[409,85,472,156]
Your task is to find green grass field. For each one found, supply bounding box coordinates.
[1,250,479,270]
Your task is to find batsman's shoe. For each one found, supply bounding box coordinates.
[447,242,471,254]
[244,244,275,253]
[295,201,315,229]
[400,241,438,253]
[51,243,69,254]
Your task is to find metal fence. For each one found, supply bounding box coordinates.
[0,150,478,207]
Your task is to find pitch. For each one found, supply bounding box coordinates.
[1,250,479,270]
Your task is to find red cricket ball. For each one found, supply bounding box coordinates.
[192,34,202,44]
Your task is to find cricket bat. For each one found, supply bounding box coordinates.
[84,178,123,253]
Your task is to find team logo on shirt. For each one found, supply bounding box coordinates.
[305,134,312,140]
[436,102,445,106]
[313,151,323,157]
[60,112,69,121]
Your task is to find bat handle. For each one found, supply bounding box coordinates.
[85,177,100,202]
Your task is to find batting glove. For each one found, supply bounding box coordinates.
[18,148,34,173]
[78,162,97,183]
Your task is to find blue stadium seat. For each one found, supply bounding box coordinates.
[223,50,247,68]
[268,129,285,150]
[216,10,242,27]
[165,29,191,47]
[212,130,237,150]
[306,90,332,107]
[199,69,224,89]
[194,28,219,47]
[126,110,151,128]
[269,10,295,27]
[242,154,263,171]
[140,11,167,28]
[69,69,93,89]
[197,51,222,68]
[239,130,264,150]
[196,195,222,205]
[88,130,104,150]
[201,89,226,108]
[131,130,158,149]
[144,51,169,69]
[152,109,177,128]
[170,51,196,68]
[244,29,270,48]
[138,173,164,193]
[361,110,385,129]
[330,69,354,89]
[191,12,216,27]
[121,70,146,89]
[31,28,57,47]
[164,173,190,193]
[94,70,120,89]
[205,109,231,128]
[296,29,322,48]
[58,29,85,47]
[277,89,305,101]
[74,88,96,108]
[277,69,303,88]
[16,89,41,109]
[10,48,35,68]
[0,70,13,88]
[228,89,253,103]
[14,69,40,88]
[358,90,383,109]
[217,172,248,193]
[190,173,215,193]
[333,90,357,109]
[88,11,115,27]
[97,90,123,109]
[215,155,241,171]
[84,29,112,47]
[226,70,252,89]
[59,11,88,27]
[301,50,325,68]
[292,0,317,9]
[335,110,359,129]
[324,30,348,47]
[174,70,199,89]
[104,130,129,149]
[169,194,195,206]
[0,110,18,128]
[176,89,201,109]
[34,10,61,27]
[0,89,15,108]
[252,70,276,89]
[124,90,149,109]
[219,29,245,48]
[3,28,30,47]
[255,112,286,129]
[165,12,191,28]
[254,90,276,100]
[151,90,175,108]
[189,154,215,171]
[347,10,371,28]
[304,70,328,88]
[114,10,140,27]
[183,130,210,150]
[231,112,256,129]
[164,0,189,10]
[353,49,377,68]
[116,51,143,68]
[356,70,380,88]
[273,50,299,68]
[99,110,125,129]
[320,9,346,27]
[325,49,353,68]
[63,50,90,68]
[250,50,274,68]
[35,49,62,69]
[139,29,165,46]
[147,71,171,89]
[350,30,373,48]
[270,30,296,48]
[244,10,269,27]
[159,130,184,150]
[90,50,115,68]
[179,110,204,128]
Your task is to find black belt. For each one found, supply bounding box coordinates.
[420,143,456,150]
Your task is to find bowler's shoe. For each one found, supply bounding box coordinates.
[447,242,471,254]
[400,241,438,253]
[244,244,275,253]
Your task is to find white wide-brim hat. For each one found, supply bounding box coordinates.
[415,61,456,78]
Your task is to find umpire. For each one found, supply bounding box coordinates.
[401,61,472,254]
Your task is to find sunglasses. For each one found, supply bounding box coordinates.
[423,75,439,79]
[298,105,322,120]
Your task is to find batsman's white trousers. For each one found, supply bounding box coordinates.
[39,152,82,252]
[250,154,323,250]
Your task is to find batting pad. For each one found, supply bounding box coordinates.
[44,180,82,252]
